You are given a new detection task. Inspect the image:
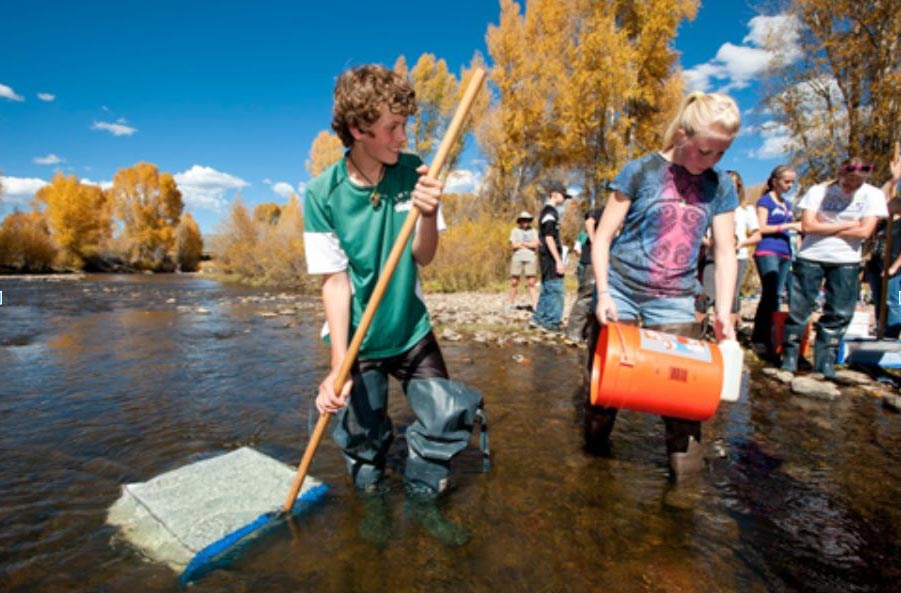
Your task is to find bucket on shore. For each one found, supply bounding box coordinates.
[590,323,743,421]
[771,311,811,357]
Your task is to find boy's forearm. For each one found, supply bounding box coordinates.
[412,216,439,266]
[321,272,352,370]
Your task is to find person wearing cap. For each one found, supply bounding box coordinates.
[508,211,539,312]
[531,182,571,332]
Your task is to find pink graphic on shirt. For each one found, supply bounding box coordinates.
[641,167,707,288]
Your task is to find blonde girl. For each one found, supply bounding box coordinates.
[585,92,741,478]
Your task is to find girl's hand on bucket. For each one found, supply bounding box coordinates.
[315,370,352,414]
[713,311,735,342]
[595,292,618,324]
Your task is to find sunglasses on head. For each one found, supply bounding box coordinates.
[842,163,874,174]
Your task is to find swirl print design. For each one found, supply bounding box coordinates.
[641,167,708,287]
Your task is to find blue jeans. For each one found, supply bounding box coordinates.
[605,269,696,325]
[533,278,564,328]
[783,258,859,367]
[886,273,901,339]
[752,254,792,346]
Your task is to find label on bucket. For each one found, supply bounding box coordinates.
[639,329,712,363]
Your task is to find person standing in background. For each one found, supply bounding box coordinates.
[531,182,571,332]
[565,207,603,345]
[780,157,887,377]
[751,165,800,357]
[507,211,539,312]
[727,170,762,331]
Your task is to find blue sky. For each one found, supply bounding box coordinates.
[1,1,798,232]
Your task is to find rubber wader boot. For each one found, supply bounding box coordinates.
[668,436,704,480]
[358,492,392,548]
[583,317,634,455]
[405,497,470,547]
[643,323,706,481]
[780,343,799,373]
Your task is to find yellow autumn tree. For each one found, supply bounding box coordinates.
[175,212,203,272]
[306,131,345,177]
[762,0,901,184]
[483,0,541,210]
[216,194,261,280]
[616,0,697,153]
[394,53,489,186]
[258,193,309,287]
[557,3,638,202]
[253,202,281,225]
[482,0,695,208]
[407,54,458,161]
[443,54,491,180]
[393,55,409,79]
[109,162,183,270]
[35,173,112,268]
[0,210,57,272]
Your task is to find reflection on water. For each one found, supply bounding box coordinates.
[0,274,899,592]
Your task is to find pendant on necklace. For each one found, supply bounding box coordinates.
[370,191,380,208]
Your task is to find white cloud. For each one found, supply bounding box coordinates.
[0,83,25,102]
[82,178,113,190]
[174,165,249,211]
[713,43,775,90]
[270,181,306,199]
[271,182,296,199]
[683,13,802,93]
[33,153,64,165]
[750,122,798,159]
[445,169,483,194]
[37,92,55,102]
[0,176,48,205]
[91,120,137,136]
[744,15,801,51]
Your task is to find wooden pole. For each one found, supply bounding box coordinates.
[878,142,901,337]
[282,68,486,512]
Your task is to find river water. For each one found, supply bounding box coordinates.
[0,274,898,593]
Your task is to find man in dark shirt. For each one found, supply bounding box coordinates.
[531,182,571,331]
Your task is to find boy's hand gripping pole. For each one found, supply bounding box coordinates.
[282,68,486,513]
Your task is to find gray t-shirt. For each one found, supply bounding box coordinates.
[510,227,538,262]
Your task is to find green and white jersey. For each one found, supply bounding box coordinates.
[303,153,445,359]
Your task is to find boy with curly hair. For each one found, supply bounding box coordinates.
[302,64,482,545]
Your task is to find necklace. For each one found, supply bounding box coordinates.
[347,153,384,208]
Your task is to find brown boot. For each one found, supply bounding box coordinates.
[668,436,704,480]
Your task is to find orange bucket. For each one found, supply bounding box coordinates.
[590,323,722,421]
[771,311,811,357]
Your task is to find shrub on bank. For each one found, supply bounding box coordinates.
[213,195,313,290]
[421,211,509,292]
[0,211,58,273]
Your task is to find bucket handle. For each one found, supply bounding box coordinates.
[611,322,634,367]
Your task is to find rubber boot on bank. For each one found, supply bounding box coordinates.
[780,343,799,373]
[814,341,837,379]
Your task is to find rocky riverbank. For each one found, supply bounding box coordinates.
[423,290,901,409]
